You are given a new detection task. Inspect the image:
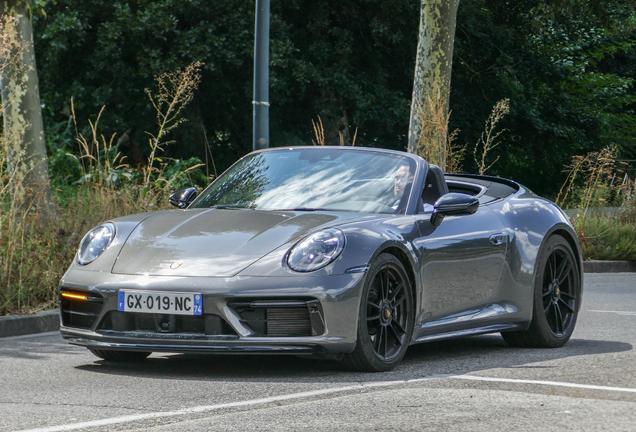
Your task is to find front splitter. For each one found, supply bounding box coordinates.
[66,337,316,354]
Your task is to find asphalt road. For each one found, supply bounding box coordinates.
[1,273,635,432]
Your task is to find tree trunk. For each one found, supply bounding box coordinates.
[1,0,55,220]
[407,0,460,169]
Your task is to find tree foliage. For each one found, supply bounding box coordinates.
[450,0,636,195]
[33,0,636,196]
[35,0,419,172]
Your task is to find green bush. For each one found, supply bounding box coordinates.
[577,213,636,261]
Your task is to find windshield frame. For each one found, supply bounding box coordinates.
[189,146,428,216]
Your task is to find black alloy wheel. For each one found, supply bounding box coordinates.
[502,234,581,348]
[343,253,414,371]
[542,242,578,337]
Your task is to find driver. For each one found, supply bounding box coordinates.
[391,165,411,210]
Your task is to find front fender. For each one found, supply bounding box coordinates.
[63,211,159,275]
[238,216,420,279]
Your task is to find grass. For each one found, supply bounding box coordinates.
[311,115,358,146]
[413,79,508,174]
[0,184,161,315]
[412,80,458,172]
[0,58,203,315]
[473,98,509,175]
[577,214,636,260]
[557,146,636,261]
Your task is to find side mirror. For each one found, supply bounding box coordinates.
[169,187,197,209]
[430,193,479,227]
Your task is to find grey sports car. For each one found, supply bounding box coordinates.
[59,146,583,371]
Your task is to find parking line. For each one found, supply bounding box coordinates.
[17,375,448,432]
[0,331,60,341]
[452,375,636,393]
[587,309,636,316]
[19,374,636,431]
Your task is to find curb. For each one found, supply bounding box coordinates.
[584,260,636,273]
[0,309,60,338]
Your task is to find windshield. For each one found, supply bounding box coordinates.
[191,148,417,214]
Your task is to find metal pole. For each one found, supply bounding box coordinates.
[253,0,270,151]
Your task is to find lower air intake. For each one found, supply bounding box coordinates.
[266,307,312,337]
[228,299,325,337]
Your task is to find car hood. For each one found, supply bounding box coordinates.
[111,208,362,277]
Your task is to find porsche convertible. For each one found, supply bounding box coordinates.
[59,146,583,371]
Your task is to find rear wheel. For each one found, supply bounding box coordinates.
[502,234,581,348]
[342,254,414,372]
[89,349,151,362]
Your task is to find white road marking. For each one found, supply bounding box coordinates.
[0,331,60,341]
[18,374,636,432]
[587,309,636,316]
[17,375,448,432]
[452,375,636,393]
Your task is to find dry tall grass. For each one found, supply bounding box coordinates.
[0,61,204,315]
[473,98,509,175]
[556,146,636,260]
[1,16,55,313]
[555,146,626,214]
[311,115,357,147]
[413,84,453,171]
[144,61,203,186]
[412,79,468,173]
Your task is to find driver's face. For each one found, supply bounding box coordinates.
[394,165,411,197]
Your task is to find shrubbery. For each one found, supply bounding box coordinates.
[576,212,636,261]
[0,63,208,315]
[557,146,636,261]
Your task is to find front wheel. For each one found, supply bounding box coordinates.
[89,349,151,362]
[502,234,581,348]
[342,254,414,372]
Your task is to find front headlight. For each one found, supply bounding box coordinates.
[287,228,345,272]
[76,223,116,265]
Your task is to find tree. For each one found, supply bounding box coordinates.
[33,0,419,172]
[31,0,636,197]
[407,0,460,169]
[450,0,636,195]
[1,0,54,219]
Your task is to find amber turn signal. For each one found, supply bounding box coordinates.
[61,292,87,301]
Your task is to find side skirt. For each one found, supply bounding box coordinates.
[413,323,521,344]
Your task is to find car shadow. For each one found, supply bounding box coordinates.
[73,335,632,383]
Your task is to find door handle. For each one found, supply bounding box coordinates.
[489,233,505,246]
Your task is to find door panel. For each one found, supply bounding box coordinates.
[413,206,507,325]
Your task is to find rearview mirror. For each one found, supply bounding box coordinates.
[430,193,479,226]
[169,187,197,209]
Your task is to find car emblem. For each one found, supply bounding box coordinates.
[170,262,183,270]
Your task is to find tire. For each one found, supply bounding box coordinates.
[89,349,151,362]
[502,234,581,348]
[342,253,414,372]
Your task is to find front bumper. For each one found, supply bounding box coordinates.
[59,269,366,355]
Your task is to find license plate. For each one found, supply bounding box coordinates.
[118,291,203,315]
